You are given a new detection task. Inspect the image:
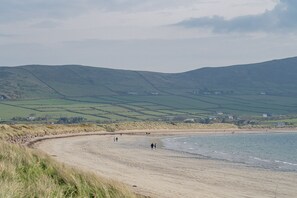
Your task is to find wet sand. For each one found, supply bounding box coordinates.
[36,133,297,198]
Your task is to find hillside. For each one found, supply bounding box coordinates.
[0,57,297,124]
[0,57,297,99]
[174,57,297,95]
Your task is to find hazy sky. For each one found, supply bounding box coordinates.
[1,0,297,72]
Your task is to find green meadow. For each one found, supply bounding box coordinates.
[1,94,297,125]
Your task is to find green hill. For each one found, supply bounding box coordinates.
[1,57,297,100]
[174,57,297,95]
[60,56,296,96]
[0,57,297,124]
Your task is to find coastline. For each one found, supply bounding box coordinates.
[35,130,297,198]
[115,128,297,135]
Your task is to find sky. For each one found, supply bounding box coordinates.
[0,0,297,72]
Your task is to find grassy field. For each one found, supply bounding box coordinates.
[1,94,297,126]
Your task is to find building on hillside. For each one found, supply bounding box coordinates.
[27,116,36,121]
[276,122,286,128]
[151,92,159,95]
[184,118,195,123]
[228,115,234,120]
[127,92,138,95]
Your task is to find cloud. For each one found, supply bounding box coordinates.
[2,36,297,72]
[0,33,16,37]
[176,0,297,33]
[0,0,84,22]
[89,0,198,11]
[0,0,197,23]
[31,20,60,29]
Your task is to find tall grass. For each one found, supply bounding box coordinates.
[0,124,105,143]
[0,141,137,198]
[0,122,238,143]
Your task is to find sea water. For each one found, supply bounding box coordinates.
[162,133,297,172]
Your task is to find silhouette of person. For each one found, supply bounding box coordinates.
[151,143,154,149]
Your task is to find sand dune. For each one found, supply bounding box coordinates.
[36,133,297,198]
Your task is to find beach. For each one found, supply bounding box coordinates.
[36,132,297,198]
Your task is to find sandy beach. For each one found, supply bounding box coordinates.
[36,132,297,198]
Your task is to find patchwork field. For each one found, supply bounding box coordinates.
[1,94,297,125]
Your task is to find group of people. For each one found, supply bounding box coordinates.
[150,143,157,149]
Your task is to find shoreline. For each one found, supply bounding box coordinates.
[116,128,297,137]
[27,127,297,148]
[35,130,297,198]
[158,133,297,173]
[2,121,297,144]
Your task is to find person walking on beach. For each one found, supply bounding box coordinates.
[151,143,154,149]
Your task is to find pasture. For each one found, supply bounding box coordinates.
[1,94,297,124]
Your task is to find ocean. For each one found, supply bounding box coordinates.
[162,132,297,172]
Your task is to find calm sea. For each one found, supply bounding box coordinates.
[162,133,297,172]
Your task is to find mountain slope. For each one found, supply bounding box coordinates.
[174,57,297,94]
[0,67,58,99]
[0,56,297,100]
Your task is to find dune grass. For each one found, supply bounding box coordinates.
[0,122,238,143]
[0,124,105,143]
[102,121,237,132]
[0,141,137,198]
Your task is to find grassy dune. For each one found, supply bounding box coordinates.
[0,124,105,143]
[103,122,237,132]
[0,141,137,198]
[0,122,238,143]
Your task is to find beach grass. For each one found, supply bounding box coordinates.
[0,122,238,143]
[0,140,137,198]
[0,123,105,143]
